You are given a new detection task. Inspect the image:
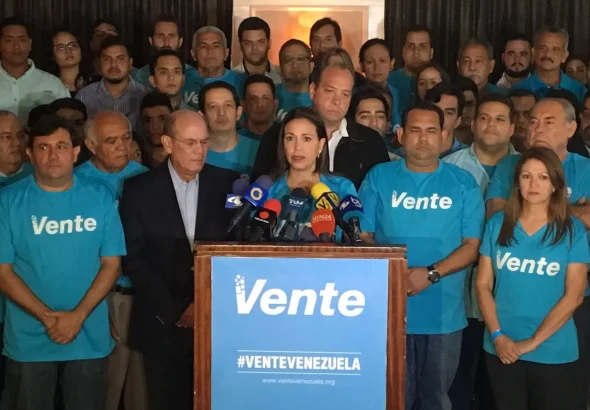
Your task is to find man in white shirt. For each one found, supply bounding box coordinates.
[232,17,281,85]
[0,17,69,123]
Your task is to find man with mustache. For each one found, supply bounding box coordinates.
[496,33,532,90]
[581,91,590,154]
[512,27,587,104]
[76,37,149,127]
[457,37,506,99]
[508,88,537,153]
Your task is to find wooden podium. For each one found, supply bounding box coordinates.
[193,243,407,410]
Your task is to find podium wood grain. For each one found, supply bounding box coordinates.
[194,243,408,410]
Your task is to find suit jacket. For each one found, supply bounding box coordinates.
[119,162,238,357]
[252,119,389,189]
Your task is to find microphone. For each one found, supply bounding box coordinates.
[227,175,272,234]
[276,188,308,242]
[338,195,364,244]
[225,178,250,209]
[310,182,350,243]
[311,209,336,242]
[247,199,282,242]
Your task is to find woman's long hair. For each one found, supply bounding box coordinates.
[271,107,330,180]
[44,27,93,89]
[498,147,574,247]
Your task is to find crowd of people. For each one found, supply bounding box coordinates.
[0,10,589,410]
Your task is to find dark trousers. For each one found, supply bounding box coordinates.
[485,353,576,410]
[2,357,107,410]
[143,351,193,410]
[572,295,590,410]
[449,319,484,410]
[405,330,462,410]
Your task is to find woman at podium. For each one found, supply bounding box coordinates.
[476,147,589,410]
[267,107,357,241]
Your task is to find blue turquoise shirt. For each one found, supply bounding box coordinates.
[359,160,485,334]
[394,137,468,159]
[0,175,126,362]
[0,162,33,188]
[387,69,415,114]
[205,135,260,177]
[486,153,590,203]
[74,160,148,288]
[183,69,248,110]
[0,162,35,323]
[511,71,587,103]
[481,212,590,364]
[237,126,263,141]
[267,173,358,241]
[275,85,312,121]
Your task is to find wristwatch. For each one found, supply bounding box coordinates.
[427,265,441,284]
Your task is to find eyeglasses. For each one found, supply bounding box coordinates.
[54,42,80,53]
[169,135,208,148]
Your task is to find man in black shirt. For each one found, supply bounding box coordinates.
[252,60,389,188]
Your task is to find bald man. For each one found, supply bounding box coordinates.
[74,110,149,410]
[119,110,239,410]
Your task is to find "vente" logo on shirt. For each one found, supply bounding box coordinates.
[496,250,560,276]
[31,215,97,235]
[391,191,453,210]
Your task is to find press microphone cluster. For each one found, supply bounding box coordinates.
[227,175,273,234]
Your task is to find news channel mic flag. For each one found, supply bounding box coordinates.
[211,256,390,410]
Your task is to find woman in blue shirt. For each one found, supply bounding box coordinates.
[476,147,590,410]
[268,107,357,240]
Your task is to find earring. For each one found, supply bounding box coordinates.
[318,151,321,158]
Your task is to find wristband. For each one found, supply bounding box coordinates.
[490,329,503,341]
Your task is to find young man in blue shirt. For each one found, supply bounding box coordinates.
[186,26,247,110]
[275,39,313,121]
[199,81,259,178]
[486,97,590,410]
[74,111,148,410]
[511,27,587,104]
[387,25,434,113]
[238,74,277,140]
[359,102,484,410]
[0,115,126,410]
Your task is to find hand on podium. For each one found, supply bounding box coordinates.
[176,303,195,329]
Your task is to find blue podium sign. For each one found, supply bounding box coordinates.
[211,256,390,410]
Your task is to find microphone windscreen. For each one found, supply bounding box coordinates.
[291,187,307,198]
[311,209,336,237]
[232,178,250,196]
[255,175,273,190]
[310,182,331,200]
[263,199,282,215]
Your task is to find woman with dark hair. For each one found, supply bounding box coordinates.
[268,107,357,239]
[476,147,589,410]
[564,55,588,86]
[48,28,92,97]
[415,62,451,101]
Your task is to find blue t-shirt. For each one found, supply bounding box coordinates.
[267,173,358,241]
[131,63,203,109]
[0,162,33,188]
[0,162,35,324]
[481,212,590,364]
[486,153,590,203]
[387,84,402,127]
[387,69,415,114]
[183,69,248,110]
[359,160,485,334]
[275,85,312,121]
[74,160,148,287]
[205,135,260,177]
[511,71,587,103]
[482,164,497,179]
[0,175,126,362]
[393,137,468,159]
